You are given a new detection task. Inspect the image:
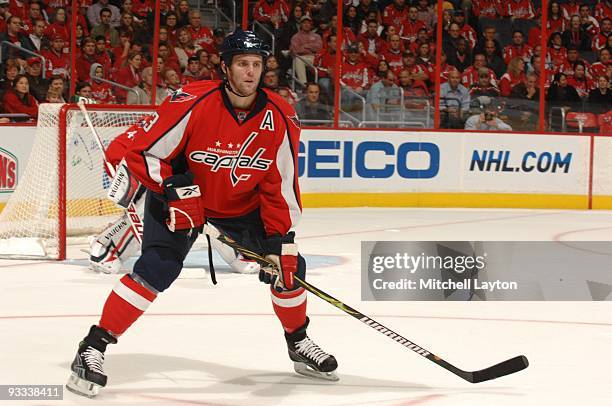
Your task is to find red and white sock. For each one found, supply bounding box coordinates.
[99,275,157,336]
[271,287,307,333]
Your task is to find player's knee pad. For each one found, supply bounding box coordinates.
[132,247,184,292]
[209,233,261,274]
[89,214,141,274]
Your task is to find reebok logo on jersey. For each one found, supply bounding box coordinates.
[170,88,197,103]
[189,131,273,187]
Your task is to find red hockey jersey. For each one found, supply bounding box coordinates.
[122,81,302,237]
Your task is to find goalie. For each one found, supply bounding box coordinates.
[89,117,261,275]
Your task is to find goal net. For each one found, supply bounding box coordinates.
[0,103,154,259]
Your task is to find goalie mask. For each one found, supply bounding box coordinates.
[219,29,270,97]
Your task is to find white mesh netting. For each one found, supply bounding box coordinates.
[0,104,153,258]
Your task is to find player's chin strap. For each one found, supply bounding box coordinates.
[224,80,254,98]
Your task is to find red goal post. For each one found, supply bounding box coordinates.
[0,103,156,260]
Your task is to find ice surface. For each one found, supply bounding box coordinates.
[1,208,611,405]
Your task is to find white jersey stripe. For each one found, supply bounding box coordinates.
[113,280,153,311]
[276,130,301,228]
[271,289,307,308]
[145,111,192,186]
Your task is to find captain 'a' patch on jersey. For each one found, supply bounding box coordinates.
[260,110,275,131]
[189,131,273,187]
[170,88,197,103]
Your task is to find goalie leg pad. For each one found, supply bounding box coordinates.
[206,224,261,274]
[90,216,141,274]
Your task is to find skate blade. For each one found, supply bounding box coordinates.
[294,362,339,382]
[66,373,101,398]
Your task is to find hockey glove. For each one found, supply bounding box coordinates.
[262,243,299,292]
[163,173,204,234]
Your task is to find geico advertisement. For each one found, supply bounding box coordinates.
[299,130,589,194]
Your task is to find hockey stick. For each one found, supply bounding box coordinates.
[77,101,144,244]
[213,232,529,383]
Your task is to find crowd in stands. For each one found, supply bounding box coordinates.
[0,0,609,132]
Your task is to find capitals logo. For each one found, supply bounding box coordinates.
[170,88,197,103]
[189,131,272,186]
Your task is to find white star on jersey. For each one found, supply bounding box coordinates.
[215,141,221,147]
[228,143,234,148]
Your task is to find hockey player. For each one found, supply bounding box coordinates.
[66,29,338,398]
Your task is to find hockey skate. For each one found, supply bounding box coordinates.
[66,325,117,398]
[285,318,339,381]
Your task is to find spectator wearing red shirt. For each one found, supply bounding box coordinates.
[93,35,113,75]
[340,45,370,94]
[44,7,70,50]
[2,74,38,120]
[41,34,69,77]
[321,14,356,52]
[8,0,27,20]
[174,26,198,70]
[383,0,409,33]
[579,5,600,37]
[399,6,426,44]
[548,32,568,71]
[0,0,8,33]
[499,57,526,96]
[547,1,567,34]
[439,51,456,84]
[559,46,591,77]
[358,19,385,58]
[591,49,611,80]
[164,12,178,45]
[593,18,611,51]
[415,42,435,83]
[454,11,477,49]
[561,0,580,20]
[503,30,533,65]
[76,38,98,82]
[401,51,429,83]
[130,0,152,19]
[21,1,47,36]
[290,15,322,85]
[157,41,181,75]
[462,53,497,88]
[505,0,536,19]
[113,52,142,103]
[253,0,290,30]
[472,0,503,18]
[381,34,404,74]
[188,9,214,52]
[469,67,501,98]
[594,0,612,22]
[182,56,201,84]
[567,62,595,99]
[408,28,435,56]
[89,62,115,104]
